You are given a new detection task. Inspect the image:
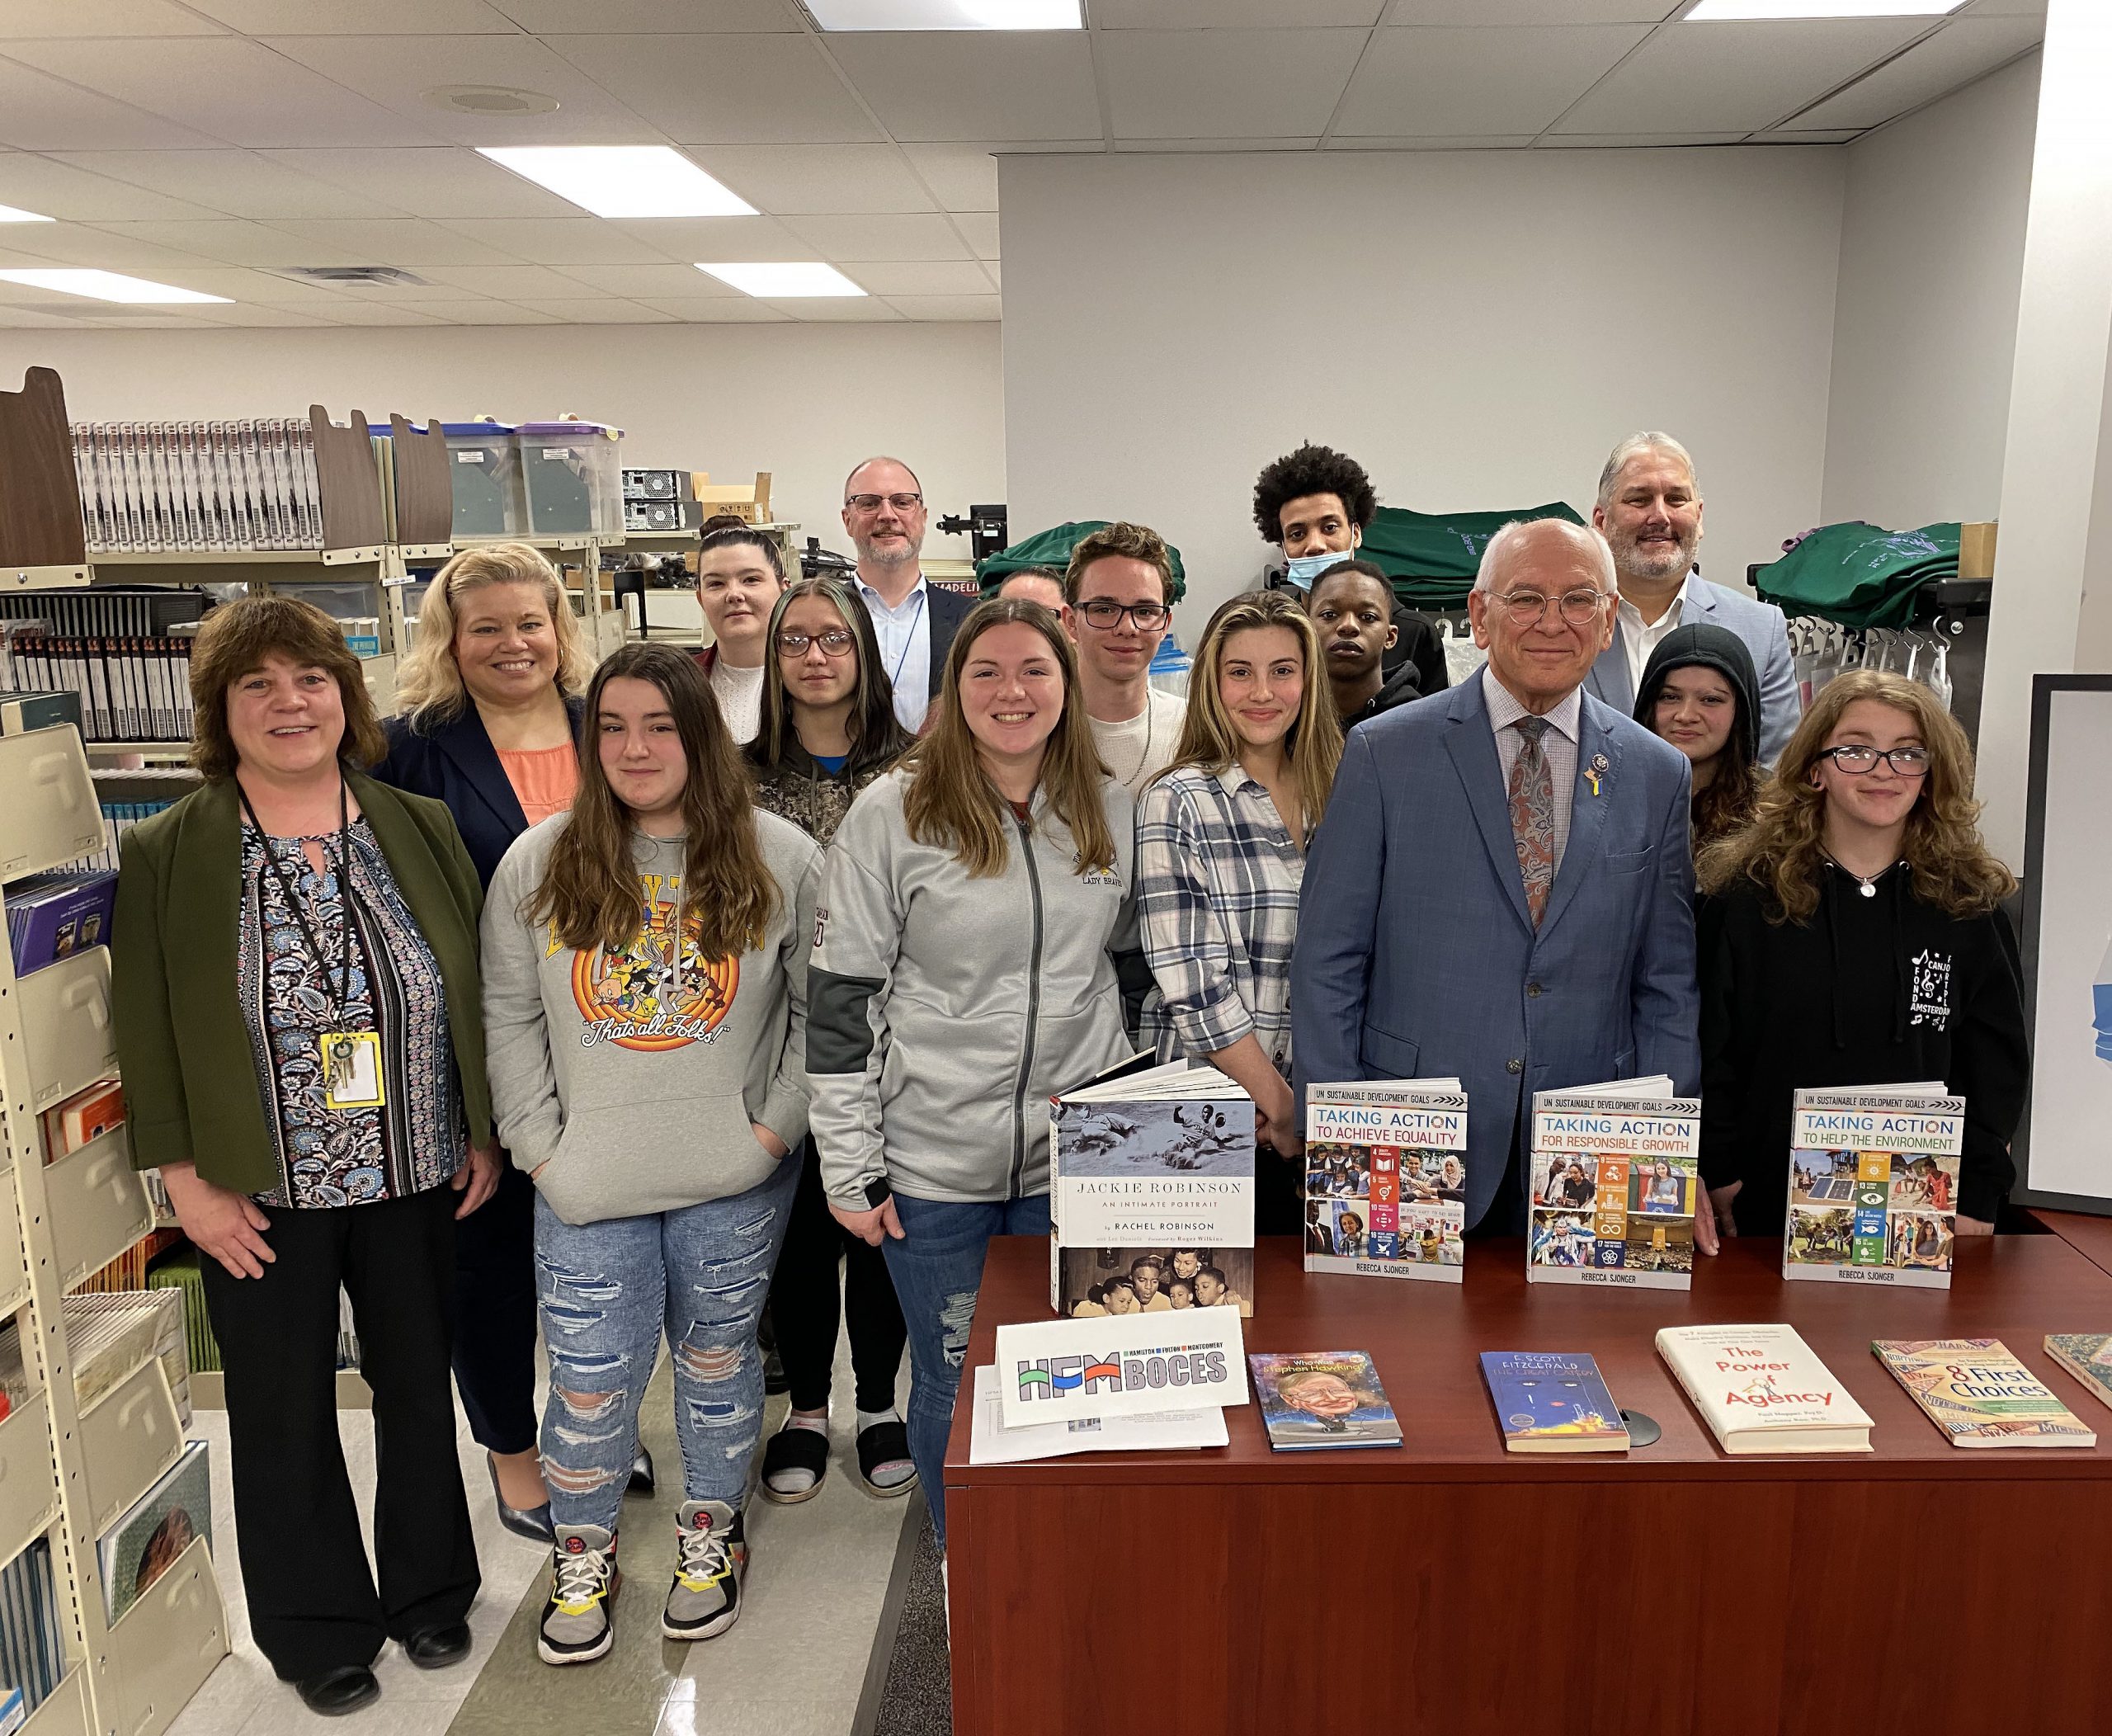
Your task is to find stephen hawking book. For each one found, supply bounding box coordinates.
[1304,1079,1467,1285]
[1785,1087,1964,1289]
[1529,1079,1700,1290]
[1248,1352,1402,1451]
[1050,1060,1255,1317]
[1873,1338,2097,1449]
[97,1439,213,1625]
[1657,1323,1874,1454]
[2044,1335,2112,1416]
[1479,1352,1629,1452]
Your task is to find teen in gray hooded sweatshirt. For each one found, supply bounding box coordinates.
[481,644,818,1668]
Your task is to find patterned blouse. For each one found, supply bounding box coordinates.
[238,817,460,1209]
[750,743,892,847]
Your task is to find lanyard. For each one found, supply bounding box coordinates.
[241,777,358,1029]
[873,584,926,695]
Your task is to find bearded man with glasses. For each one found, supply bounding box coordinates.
[1060,521,1188,795]
[1293,517,1702,1241]
[841,455,974,735]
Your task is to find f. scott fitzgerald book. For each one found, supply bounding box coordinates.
[1479,1352,1629,1452]
[1304,1080,1467,1285]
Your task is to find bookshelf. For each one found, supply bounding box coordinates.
[0,724,228,1736]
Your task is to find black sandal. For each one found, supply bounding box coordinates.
[856,1420,917,1498]
[761,1423,829,1503]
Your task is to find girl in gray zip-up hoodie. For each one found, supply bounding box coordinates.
[806,599,1145,1549]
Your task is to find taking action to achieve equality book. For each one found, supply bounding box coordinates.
[1784,1087,1963,1288]
[1656,1323,1873,1454]
[1303,1079,1468,1282]
[1479,1352,1630,1452]
[1529,1078,1701,1290]
[1873,1339,2097,1447]
[1248,1352,1402,1451]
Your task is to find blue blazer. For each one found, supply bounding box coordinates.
[1584,576,1801,764]
[377,696,586,889]
[1290,675,1700,1230]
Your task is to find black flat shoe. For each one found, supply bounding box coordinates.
[487,1453,554,1544]
[760,1422,828,1504]
[626,1445,654,1497]
[402,1622,472,1669]
[856,1420,917,1498]
[296,1665,379,1717]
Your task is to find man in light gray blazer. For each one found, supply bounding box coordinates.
[1586,432,1800,763]
[1291,518,1704,1240]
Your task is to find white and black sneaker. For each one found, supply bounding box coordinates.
[663,1501,746,1642]
[540,1526,619,1666]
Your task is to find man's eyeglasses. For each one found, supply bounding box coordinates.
[1818,745,1930,776]
[1077,599,1170,631]
[845,492,922,513]
[776,629,857,658]
[1489,587,1610,628]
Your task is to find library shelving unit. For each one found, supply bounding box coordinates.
[0,724,228,1736]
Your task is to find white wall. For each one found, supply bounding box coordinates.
[1821,52,2041,531]
[11,321,1006,565]
[1000,147,1848,626]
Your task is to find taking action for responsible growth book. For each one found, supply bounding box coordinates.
[1530,1079,1701,1290]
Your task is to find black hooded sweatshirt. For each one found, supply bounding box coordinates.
[1698,860,2028,1229]
[1343,656,1424,729]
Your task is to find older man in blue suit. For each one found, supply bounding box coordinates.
[1292,517,1706,1243]
[1586,432,1800,764]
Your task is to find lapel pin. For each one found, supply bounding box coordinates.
[1586,752,1609,797]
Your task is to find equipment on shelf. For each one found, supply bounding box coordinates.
[938,502,1009,564]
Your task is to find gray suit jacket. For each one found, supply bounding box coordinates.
[1586,575,1800,764]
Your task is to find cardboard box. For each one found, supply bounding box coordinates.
[1959,521,1996,581]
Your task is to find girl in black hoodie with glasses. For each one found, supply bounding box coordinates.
[1694,670,2026,1244]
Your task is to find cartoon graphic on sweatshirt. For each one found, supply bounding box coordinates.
[554,872,738,1051]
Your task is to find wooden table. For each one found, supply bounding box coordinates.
[945,1235,2112,1736]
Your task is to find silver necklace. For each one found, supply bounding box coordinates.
[1826,855,1895,899]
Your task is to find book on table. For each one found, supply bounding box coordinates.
[2044,1335,2112,1415]
[1479,1352,1630,1452]
[1248,1352,1403,1451]
[1784,1086,1963,1288]
[1302,1078,1468,1283]
[1529,1078,1701,1290]
[1049,1059,1256,1319]
[1873,1338,2097,1448]
[1656,1323,1874,1454]
[966,1364,1229,1465]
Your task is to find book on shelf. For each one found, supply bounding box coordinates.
[0,690,81,737]
[97,1439,213,1625]
[1529,1078,1701,1290]
[1873,1338,2097,1449]
[73,417,323,554]
[1479,1352,1630,1452]
[40,1076,125,1162]
[1785,1087,1963,1288]
[966,1363,1229,1465]
[0,1540,65,1719]
[1049,1059,1256,1319]
[64,1289,188,1421]
[1304,1078,1468,1283]
[1248,1351,1403,1451]
[1657,1323,1874,1454]
[2044,1335,2112,1415]
[6,870,116,975]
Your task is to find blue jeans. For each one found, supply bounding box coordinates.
[882,1192,1051,1550]
[533,1158,796,1535]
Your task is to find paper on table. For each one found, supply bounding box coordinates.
[967,1365,1230,1465]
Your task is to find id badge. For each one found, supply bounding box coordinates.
[321,1031,386,1110]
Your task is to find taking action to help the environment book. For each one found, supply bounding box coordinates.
[1872,1338,2098,1448]
[1303,1079,1467,1284]
[2044,1334,2112,1416]
[1049,1059,1256,1318]
[1656,1323,1874,1454]
[1784,1087,1963,1288]
[1529,1078,1701,1290]
[1247,1352,1403,1451]
[1478,1352,1630,1452]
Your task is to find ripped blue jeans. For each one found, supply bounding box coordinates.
[881,1192,1052,1550]
[532,1161,796,1534]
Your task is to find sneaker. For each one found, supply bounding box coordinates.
[540,1527,619,1666]
[663,1502,746,1642]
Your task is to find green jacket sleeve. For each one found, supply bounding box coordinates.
[111,828,192,1171]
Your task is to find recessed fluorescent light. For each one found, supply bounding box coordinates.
[0,269,228,304]
[697,262,867,299]
[805,0,1082,29]
[0,202,54,224]
[1685,0,1964,18]
[477,147,755,219]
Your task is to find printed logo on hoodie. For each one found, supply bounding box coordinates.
[556,875,738,1051]
[1908,948,1954,1031]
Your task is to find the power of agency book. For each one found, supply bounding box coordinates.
[1656,1323,1874,1454]
[1785,1087,1964,1288]
[1304,1078,1467,1284]
[2044,1335,2112,1416]
[1529,1078,1701,1290]
[1479,1352,1630,1452]
[1873,1338,2097,1448]
[1248,1352,1402,1451]
[1049,1060,1256,1319]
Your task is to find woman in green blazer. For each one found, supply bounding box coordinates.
[113,597,497,1720]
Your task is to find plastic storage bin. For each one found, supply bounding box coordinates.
[441,421,526,540]
[517,421,622,537]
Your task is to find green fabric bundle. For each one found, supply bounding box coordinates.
[1357,502,1587,611]
[1752,521,1960,630]
[976,520,1188,601]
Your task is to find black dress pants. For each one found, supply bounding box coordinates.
[766,1139,908,1415]
[201,1186,480,1681]
[450,1157,539,1454]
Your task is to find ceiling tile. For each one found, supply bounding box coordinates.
[1541,132,1750,147]
[0,222,238,271]
[631,296,794,321]
[780,212,970,262]
[0,155,229,221]
[688,144,936,215]
[1329,134,1537,149]
[307,302,451,324]
[551,262,743,296]
[105,265,357,302]
[547,34,884,144]
[952,211,997,259]
[0,242,68,268]
[608,214,814,261]
[505,297,679,322]
[1961,0,2044,14]
[415,300,563,323]
[82,219,356,267]
[0,59,227,151]
[883,293,1001,321]
[1751,128,1863,144]
[771,296,902,322]
[1336,26,1649,137]
[0,0,228,35]
[45,149,406,219]
[435,217,680,263]
[417,262,609,295]
[1101,28,1369,140]
[1553,17,1929,135]
[0,308,82,328]
[1387,0,1676,20]
[823,33,1101,143]
[980,259,997,286]
[897,144,998,211]
[257,148,581,219]
[185,0,520,31]
[1109,136,1319,151]
[838,260,992,295]
[1794,15,2044,130]
[265,218,526,265]
[179,301,343,326]
[493,0,802,29]
[1094,0,1382,21]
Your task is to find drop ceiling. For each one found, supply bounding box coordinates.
[0,0,2044,330]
